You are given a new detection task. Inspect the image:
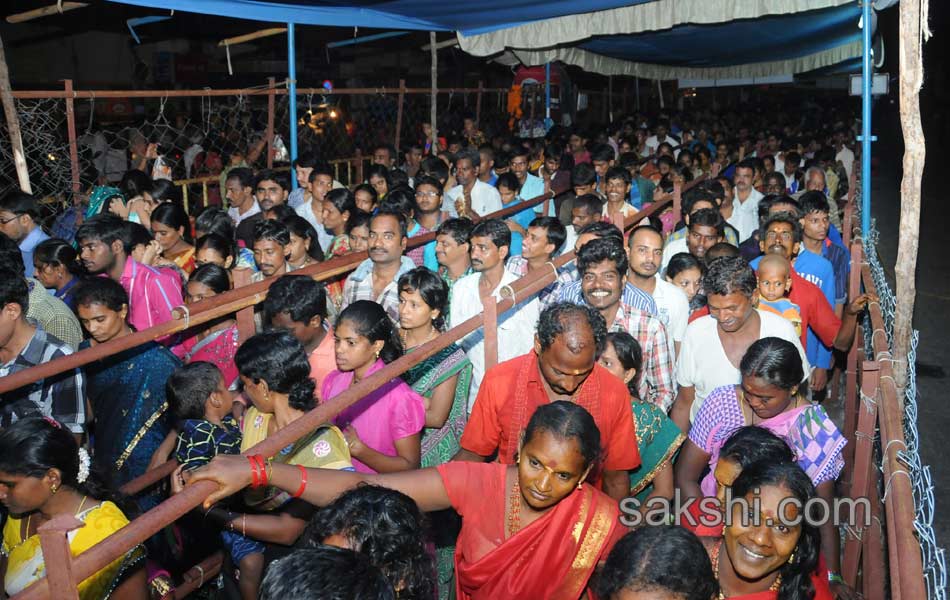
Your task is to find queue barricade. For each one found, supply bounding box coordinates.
[14,180,661,599]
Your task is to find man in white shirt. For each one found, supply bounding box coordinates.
[715,176,757,244]
[225,168,261,228]
[670,256,809,430]
[645,120,679,155]
[295,164,334,251]
[442,149,503,219]
[449,219,539,411]
[834,130,855,180]
[733,158,764,225]
[627,225,689,356]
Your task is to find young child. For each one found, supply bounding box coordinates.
[167,361,264,600]
[756,254,803,338]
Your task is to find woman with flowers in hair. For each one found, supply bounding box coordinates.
[0,417,147,599]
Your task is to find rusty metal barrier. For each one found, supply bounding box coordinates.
[8,191,671,600]
[839,199,928,597]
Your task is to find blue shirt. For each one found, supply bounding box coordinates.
[19,227,49,279]
[751,252,836,369]
[795,251,836,370]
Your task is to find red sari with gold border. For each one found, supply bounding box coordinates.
[437,461,624,600]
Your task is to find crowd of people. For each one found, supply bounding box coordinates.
[0,99,873,600]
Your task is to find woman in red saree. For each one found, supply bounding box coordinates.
[703,461,833,600]
[185,401,625,599]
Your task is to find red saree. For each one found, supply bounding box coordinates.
[437,461,623,600]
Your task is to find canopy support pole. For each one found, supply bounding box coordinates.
[545,63,551,121]
[0,33,31,193]
[860,0,874,237]
[430,32,438,154]
[287,22,299,189]
[893,0,929,397]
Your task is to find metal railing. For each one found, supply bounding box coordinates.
[838,177,940,598]
[3,180,602,598]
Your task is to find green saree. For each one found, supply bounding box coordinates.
[629,399,686,502]
[402,342,472,600]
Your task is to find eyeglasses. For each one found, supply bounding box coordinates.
[765,230,794,241]
[415,191,440,198]
[0,214,21,225]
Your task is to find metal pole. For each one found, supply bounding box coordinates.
[395,78,405,158]
[266,77,276,169]
[860,0,873,237]
[287,23,299,190]
[430,32,438,153]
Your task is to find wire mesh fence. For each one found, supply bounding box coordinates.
[862,212,947,599]
[0,82,510,217]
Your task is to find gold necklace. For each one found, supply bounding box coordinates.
[712,540,782,599]
[401,327,438,350]
[505,479,522,538]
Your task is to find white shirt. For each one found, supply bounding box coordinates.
[449,269,540,411]
[734,187,764,223]
[562,225,578,256]
[661,236,689,273]
[228,200,261,228]
[676,310,810,422]
[836,146,855,180]
[650,275,690,344]
[724,203,759,244]
[442,179,503,218]
[295,201,334,251]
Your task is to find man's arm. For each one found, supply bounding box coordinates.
[645,322,676,411]
[833,293,875,351]
[670,386,695,433]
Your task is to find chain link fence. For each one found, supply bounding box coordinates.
[0,83,510,216]
[862,211,947,599]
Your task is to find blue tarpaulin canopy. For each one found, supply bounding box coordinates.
[110,0,868,79]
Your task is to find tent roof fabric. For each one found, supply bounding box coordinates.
[110,0,651,34]
[110,0,866,80]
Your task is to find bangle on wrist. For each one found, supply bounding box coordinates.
[292,464,308,498]
[827,571,844,585]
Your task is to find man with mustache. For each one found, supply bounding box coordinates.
[627,225,689,357]
[250,220,293,283]
[576,237,675,410]
[661,208,725,273]
[341,210,416,324]
[449,219,539,412]
[457,302,640,501]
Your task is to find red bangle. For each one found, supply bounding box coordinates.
[248,456,260,488]
[292,464,308,498]
[253,455,268,487]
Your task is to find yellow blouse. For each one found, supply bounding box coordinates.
[2,501,143,600]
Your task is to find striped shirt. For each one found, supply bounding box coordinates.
[119,258,183,334]
[27,278,82,349]
[556,280,658,316]
[504,257,576,309]
[0,326,86,433]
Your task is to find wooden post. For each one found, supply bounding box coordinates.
[893,0,928,397]
[607,75,613,123]
[842,360,879,586]
[355,148,364,183]
[395,78,405,158]
[0,33,32,193]
[266,77,276,169]
[475,80,484,124]
[64,79,80,194]
[232,267,257,343]
[843,238,863,475]
[430,32,438,154]
[36,515,84,600]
